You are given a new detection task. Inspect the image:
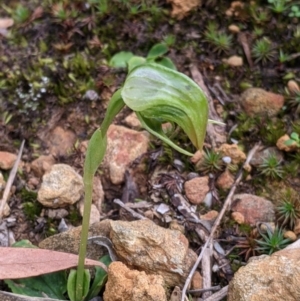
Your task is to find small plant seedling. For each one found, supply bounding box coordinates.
[286,90,300,114]
[235,229,259,261]
[258,152,284,179]
[109,42,176,71]
[252,37,276,64]
[289,5,300,18]
[13,4,31,23]
[267,0,290,14]
[204,22,232,54]
[255,225,291,255]
[197,149,224,174]
[276,194,300,229]
[285,132,300,148]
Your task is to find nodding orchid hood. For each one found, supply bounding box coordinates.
[121,63,209,156]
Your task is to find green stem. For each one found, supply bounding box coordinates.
[75,89,125,301]
[75,174,93,301]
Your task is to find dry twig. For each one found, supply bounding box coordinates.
[201,247,213,298]
[0,140,25,220]
[113,198,146,220]
[201,285,228,301]
[180,142,261,301]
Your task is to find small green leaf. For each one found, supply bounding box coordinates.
[68,269,90,301]
[285,139,295,146]
[156,57,177,70]
[109,51,134,68]
[147,43,169,59]
[12,240,37,248]
[67,269,77,301]
[128,56,146,72]
[84,255,112,301]
[290,132,299,141]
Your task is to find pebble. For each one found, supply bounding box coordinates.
[223,55,243,67]
[0,151,17,170]
[287,80,300,93]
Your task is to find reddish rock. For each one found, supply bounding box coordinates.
[231,194,275,226]
[184,176,209,205]
[104,262,167,301]
[47,126,76,157]
[216,169,235,190]
[30,155,55,177]
[105,125,149,184]
[0,151,17,170]
[191,149,205,164]
[240,88,284,117]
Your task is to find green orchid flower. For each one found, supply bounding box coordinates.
[121,63,208,155]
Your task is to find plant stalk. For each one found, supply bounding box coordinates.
[75,174,93,301]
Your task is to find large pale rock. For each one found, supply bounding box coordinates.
[231,194,275,226]
[103,262,167,301]
[184,176,209,205]
[0,151,17,170]
[240,88,284,117]
[228,249,300,301]
[105,125,149,184]
[109,219,197,287]
[39,219,112,259]
[37,164,83,208]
